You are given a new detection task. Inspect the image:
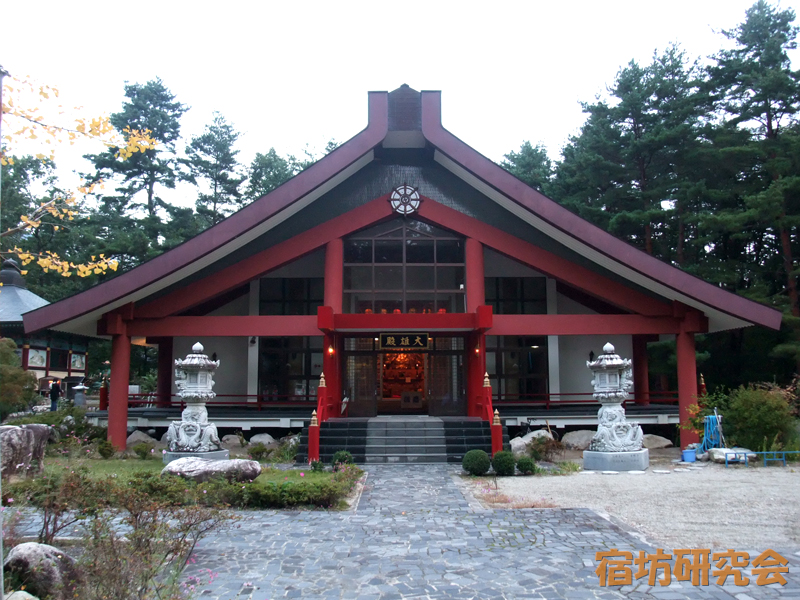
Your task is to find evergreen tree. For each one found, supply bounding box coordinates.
[245,149,296,201]
[83,79,189,266]
[500,142,553,193]
[183,112,245,227]
[706,0,800,317]
[551,46,705,260]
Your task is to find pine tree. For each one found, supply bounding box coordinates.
[183,112,245,228]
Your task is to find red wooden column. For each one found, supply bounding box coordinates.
[632,335,650,406]
[156,337,174,408]
[109,332,132,450]
[322,238,344,410]
[465,238,485,312]
[677,328,699,447]
[465,238,486,418]
[325,238,344,313]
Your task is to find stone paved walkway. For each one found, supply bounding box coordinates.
[186,465,800,599]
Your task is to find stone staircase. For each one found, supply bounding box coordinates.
[296,416,506,464]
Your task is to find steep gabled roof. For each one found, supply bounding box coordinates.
[24,85,782,336]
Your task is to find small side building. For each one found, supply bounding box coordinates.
[0,259,89,396]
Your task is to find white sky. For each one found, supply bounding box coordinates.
[2,0,799,205]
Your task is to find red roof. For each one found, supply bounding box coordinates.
[24,87,781,335]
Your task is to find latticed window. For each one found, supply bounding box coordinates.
[343,218,465,314]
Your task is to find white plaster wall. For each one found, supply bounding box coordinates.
[173,293,250,400]
[555,292,632,400]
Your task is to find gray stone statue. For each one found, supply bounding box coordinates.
[165,343,225,455]
[583,342,648,470]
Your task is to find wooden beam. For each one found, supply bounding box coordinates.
[417,200,672,317]
[135,196,394,319]
[333,312,477,331]
[490,314,693,336]
[128,316,320,337]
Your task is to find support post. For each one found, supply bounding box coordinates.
[465,238,485,313]
[156,337,174,408]
[324,238,344,314]
[308,410,320,462]
[491,409,503,456]
[677,328,699,447]
[632,335,650,406]
[322,333,340,410]
[109,332,131,450]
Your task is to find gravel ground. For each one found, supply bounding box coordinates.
[464,449,800,551]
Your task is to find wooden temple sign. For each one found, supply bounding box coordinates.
[379,333,430,350]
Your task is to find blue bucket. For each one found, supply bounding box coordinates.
[682,448,697,463]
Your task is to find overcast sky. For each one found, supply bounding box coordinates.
[2,0,799,202]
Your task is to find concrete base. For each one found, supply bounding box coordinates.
[163,449,230,465]
[583,449,649,471]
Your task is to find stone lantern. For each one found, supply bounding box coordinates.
[583,342,648,471]
[164,342,229,464]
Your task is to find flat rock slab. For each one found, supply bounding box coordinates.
[163,449,229,465]
[161,457,260,482]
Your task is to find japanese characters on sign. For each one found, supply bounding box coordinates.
[379,333,430,350]
[595,548,789,587]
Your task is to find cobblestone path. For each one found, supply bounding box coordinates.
[187,465,799,600]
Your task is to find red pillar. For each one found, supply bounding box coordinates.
[324,238,344,314]
[632,335,650,406]
[322,332,340,411]
[677,329,699,447]
[323,239,343,413]
[156,337,173,408]
[466,332,486,418]
[109,333,131,450]
[465,238,485,312]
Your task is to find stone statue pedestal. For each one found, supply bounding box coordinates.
[583,449,649,471]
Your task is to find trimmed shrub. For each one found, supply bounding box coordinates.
[132,442,154,460]
[723,386,797,450]
[98,440,116,459]
[462,449,490,475]
[331,450,354,470]
[492,450,516,476]
[516,456,535,475]
[310,460,324,472]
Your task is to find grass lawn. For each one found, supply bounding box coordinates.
[44,457,164,479]
[43,458,343,485]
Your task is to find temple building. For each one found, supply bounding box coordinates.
[0,259,89,396]
[23,85,781,451]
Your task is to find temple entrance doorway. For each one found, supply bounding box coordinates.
[342,336,466,417]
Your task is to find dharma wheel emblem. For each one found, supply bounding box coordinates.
[389,184,421,215]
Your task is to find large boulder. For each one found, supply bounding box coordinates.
[709,447,757,464]
[643,434,673,449]
[221,434,244,448]
[248,433,276,446]
[161,457,262,483]
[19,424,55,476]
[562,430,595,450]
[3,543,81,600]
[510,429,553,457]
[5,591,40,600]
[0,426,36,479]
[126,430,158,448]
